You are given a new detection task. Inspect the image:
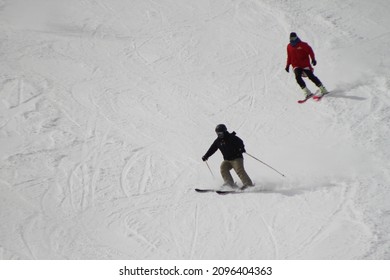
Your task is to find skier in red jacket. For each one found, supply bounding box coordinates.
[285,32,328,99]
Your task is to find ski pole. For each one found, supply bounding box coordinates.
[245,152,286,178]
[205,161,215,178]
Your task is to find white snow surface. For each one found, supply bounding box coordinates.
[1,0,390,260]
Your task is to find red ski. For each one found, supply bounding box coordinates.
[297,93,314,104]
[313,91,329,101]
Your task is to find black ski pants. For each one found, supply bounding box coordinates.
[294,68,322,89]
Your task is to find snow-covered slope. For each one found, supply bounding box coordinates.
[1,0,389,259]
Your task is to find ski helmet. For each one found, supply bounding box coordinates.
[290,32,298,42]
[215,124,227,133]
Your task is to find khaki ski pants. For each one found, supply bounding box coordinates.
[220,158,253,186]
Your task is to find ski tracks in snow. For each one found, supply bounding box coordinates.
[285,183,370,258]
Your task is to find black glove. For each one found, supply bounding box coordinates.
[312,60,317,66]
[238,147,246,153]
[285,65,289,73]
[202,155,208,161]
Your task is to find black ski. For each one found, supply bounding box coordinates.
[195,188,246,195]
[194,188,216,193]
[216,190,243,195]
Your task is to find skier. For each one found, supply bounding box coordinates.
[285,32,328,99]
[202,124,254,189]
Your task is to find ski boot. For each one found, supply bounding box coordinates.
[313,85,329,100]
[220,182,239,191]
[302,87,312,98]
[241,183,255,190]
[319,85,328,95]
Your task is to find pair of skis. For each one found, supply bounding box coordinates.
[195,187,248,195]
[298,91,329,103]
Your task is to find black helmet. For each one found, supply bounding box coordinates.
[215,124,227,133]
[289,32,298,42]
[290,32,297,39]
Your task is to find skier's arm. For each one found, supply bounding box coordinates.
[202,141,218,161]
[306,44,316,65]
[234,136,246,154]
[285,46,291,72]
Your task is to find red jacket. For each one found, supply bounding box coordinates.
[286,41,315,70]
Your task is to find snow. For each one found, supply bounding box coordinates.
[0,0,390,260]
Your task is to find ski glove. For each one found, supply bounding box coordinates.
[285,66,289,73]
[312,60,317,66]
[202,155,208,161]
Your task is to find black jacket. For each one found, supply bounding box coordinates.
[204,131,246,160]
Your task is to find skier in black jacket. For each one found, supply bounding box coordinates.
[202,124,253,188]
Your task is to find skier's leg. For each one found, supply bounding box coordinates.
[304,69,322,87]
[304,69,328,95]
[294,68,312,96]
[294,68,306,88]
[220,160,234,186]
[231,158,253,187]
